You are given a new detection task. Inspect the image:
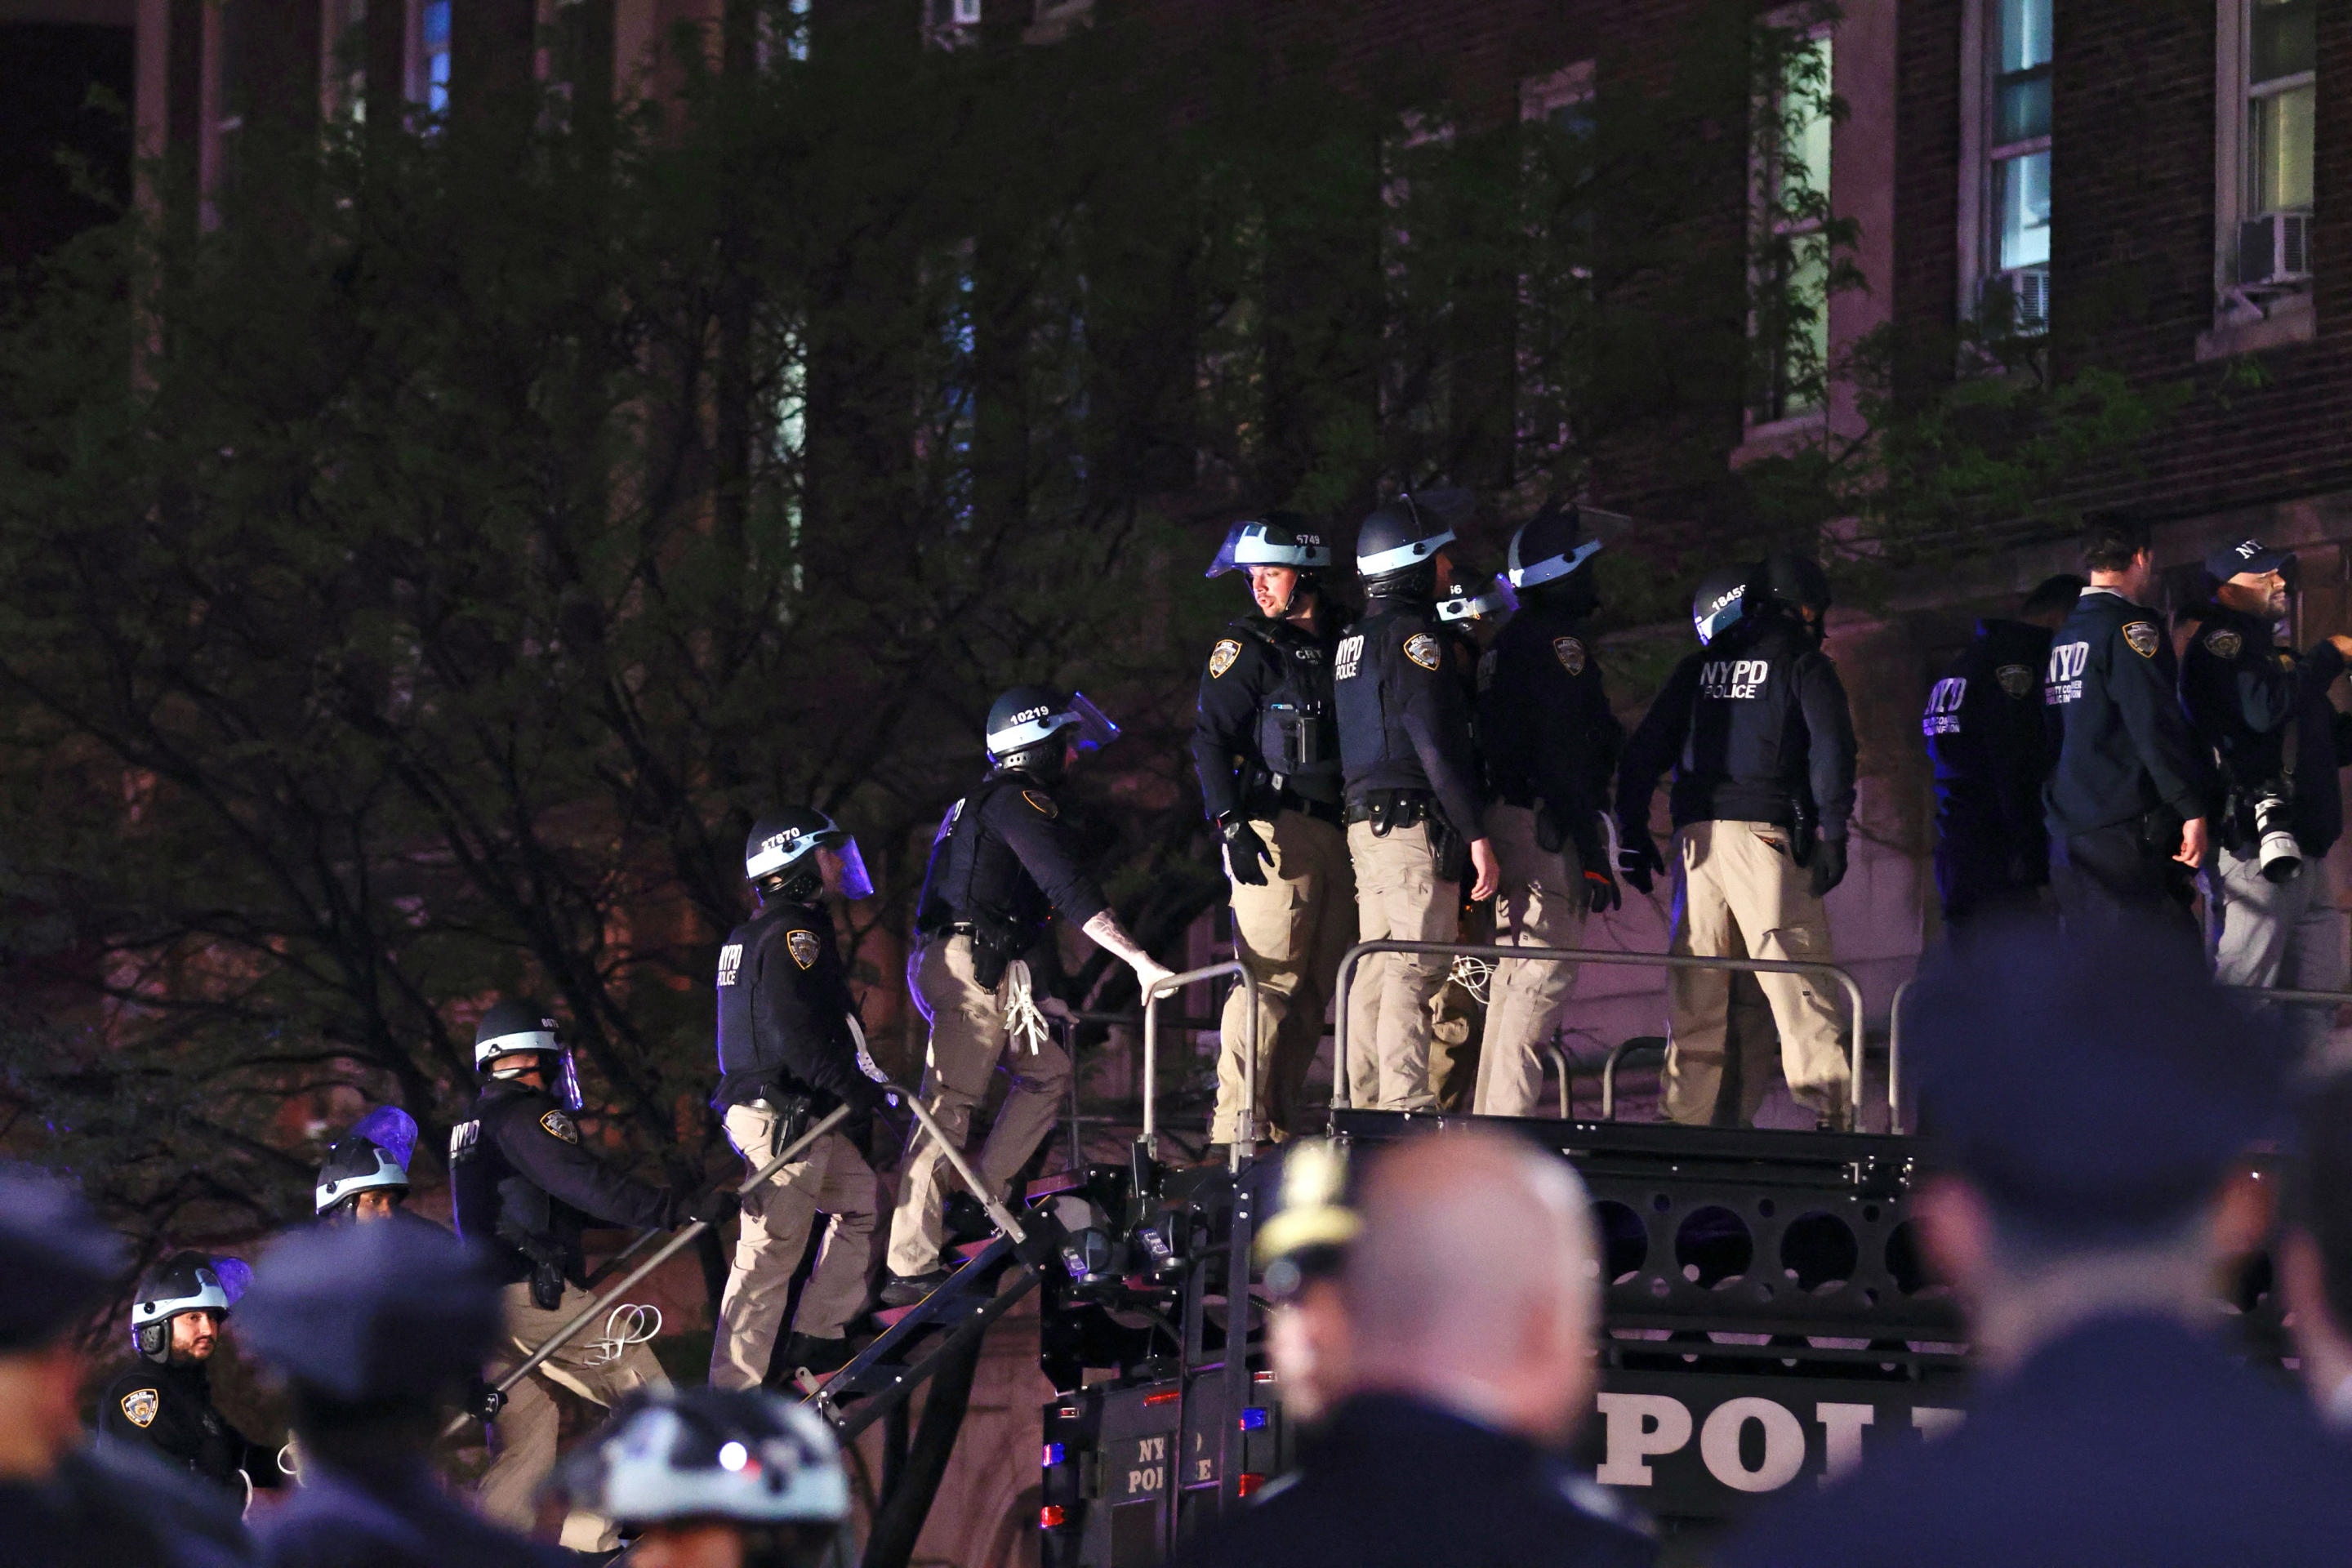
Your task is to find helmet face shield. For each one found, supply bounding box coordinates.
[1438,572,1519,624]
[831,838,875,902]
[554,1049,586,1114]
[1063,692,1120,753]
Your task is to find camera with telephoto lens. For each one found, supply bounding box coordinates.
[2253,784,2301,883]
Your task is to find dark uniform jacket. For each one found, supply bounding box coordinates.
[2179,602,2350,858]
[1924,618,2057,884]
[1720,1313,2352,1568]
[1191,614,1343,822]
[1334,593,1486,840]
[256,1459,573,1568]
[1616,615,1857,840]
[714,898,882,1129]
[448,1078,677,1287]
[7,1442,253,1568]
[915,768,1110,944]
[1170,1394,1654,1568]
[1479,604,1622,855]
[2042,588,2211,840]
[99,1358,280,1499]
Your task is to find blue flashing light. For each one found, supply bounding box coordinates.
[1238,1407,1268,1432]
[1041,1442,1066,1468]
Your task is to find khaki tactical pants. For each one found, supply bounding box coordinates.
[1664,821,1851,1126]
[1472,804,1586,1117]
[481,1278,670,1548]
[708,1107,879,1390]
[1427,898,1494,1111]
[1212,810,1356,1145]
[1343,820,1457,1111]
[884,934,1072,1277]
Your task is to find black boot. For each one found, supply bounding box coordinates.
[778,1331,858,1375]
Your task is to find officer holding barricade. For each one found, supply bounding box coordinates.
[2180,537,2352,1056]
[1192,515,1355,1157]
[450,998,725,1544]
[1471,503,1623,1116]
[1334,492,1500,1112]
[1922,574,2083,933]
[2042,518,2212,939]
[709,808,889,1388]
[1616,554,1855,1129]
[884,687,1172,1304]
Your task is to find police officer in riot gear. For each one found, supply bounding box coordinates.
[241,1222,572,1568]
[1922,574,2083,933]
[1334,492,1501,1112]
[451,998,723,1544]
[1193,515,1356,1156]
[2,1169,254,1568]
[313,1106,419,1225]
[2043,519,2212,940]
[100,1252,283,1504]
[885,687,1173,1303]
[1471,503,1624,1117]
[555,1387,853,1568]
[710,807,888,1389]
[2183,537,2352,1058]
[1617,552,1857,1129]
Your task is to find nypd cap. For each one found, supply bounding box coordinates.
[238,1221,502,1403]
[2204,537,2295,581]
[0,1166,127,1350]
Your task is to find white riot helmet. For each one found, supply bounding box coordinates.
[555,1388,849,1568]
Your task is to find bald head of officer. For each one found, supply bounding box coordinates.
[1342,1129,1602,1449]
[1174,1127,1653,1568]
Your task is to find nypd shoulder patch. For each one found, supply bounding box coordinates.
[1995,662,2034,698]
[1208,639,1242,679]
[1403,633,1442,671]
[1023,790,1059,818]
[121,1388,159,1428]
[538,1109,579,1144]
[786,929,821,970]
[1552,635,1587,676]
[2122,621,2160,659]
[2203,627,2244,661]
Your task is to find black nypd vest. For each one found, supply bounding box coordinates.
[915,775,1051,942]
[1672,617,1820,828]
[448,1080,573,1285]
[1234,618,1342,800]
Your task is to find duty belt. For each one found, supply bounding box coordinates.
[1278,791,1343,827]
[1344,789,1434,828]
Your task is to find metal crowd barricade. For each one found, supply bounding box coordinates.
[1138,960,1262,1169]
[1332,940,1890,1132]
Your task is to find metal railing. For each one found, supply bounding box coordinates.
[1333,940,1884,1131]
[1139,960,1261,1168]
[1600,1036,1666,1120]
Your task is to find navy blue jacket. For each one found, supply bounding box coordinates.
[1170,1393,1655,1568]
[99,1360,279,1501]
[1192,614,1343,821]
[448,1079,678,1285]
[714,898,880,1122]
[1334,591,1487,840]
[1478,602,1622,831]
[1,1442,252,1568]
[2179,604,2350,858]
[915,770,1109,942]
[1617,614,1856,840]
[1926,618,2057,880]
[1720,1314,2352,1568]
[256,1460,574,1568]
[2043,588,2211,839]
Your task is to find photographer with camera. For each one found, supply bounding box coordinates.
[2181,538,2352,1060]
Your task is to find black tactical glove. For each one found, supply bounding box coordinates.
[1220,815,1273,888]
[681,1187,741,1229]
[465,1378,507,1423]
[1617,825,1667,896]
[1568,818,1619,914]
[1809,836,1849,899]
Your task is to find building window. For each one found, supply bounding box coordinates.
[1753,24,1835,425]
[419,0,450,114]
[2222,0,2315,313]
[1958,0,2051,333]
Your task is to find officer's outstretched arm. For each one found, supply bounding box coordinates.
[500,1111,675,1232]
[1080,910,1174,991]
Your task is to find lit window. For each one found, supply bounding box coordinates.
[1986,0,2051,327]
[1754,27,1834,424]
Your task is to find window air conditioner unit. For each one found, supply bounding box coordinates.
[1984,266,2050,332]
[2238,211,2313,286]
